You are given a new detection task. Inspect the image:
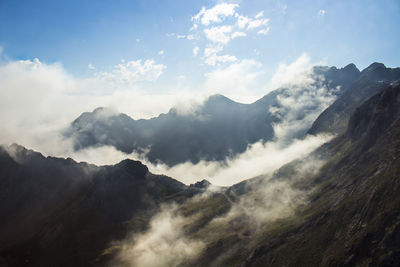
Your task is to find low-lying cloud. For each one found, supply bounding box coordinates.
[117,204,204,267]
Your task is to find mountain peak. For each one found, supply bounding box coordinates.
[116,159,149,178]
[343,63,360,73]
[206,94,235,104]
[362,62,386,73]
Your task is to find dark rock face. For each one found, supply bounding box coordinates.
[0,145,187,266]
[309,63,400,135]
[347,82,400,148]
[65,64,361,166]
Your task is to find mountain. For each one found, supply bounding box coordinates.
[165,81,400,266]
[0,145,193,266]
[1,64,400,266]
[309,62,400,135]
[65,63,361,166]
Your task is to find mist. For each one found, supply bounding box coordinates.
[116,204,205,267]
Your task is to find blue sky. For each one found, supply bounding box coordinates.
[0,0,399,103]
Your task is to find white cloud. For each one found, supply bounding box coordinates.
[189,23,198,31]
[118,204,204,267]
[204,59,262,100]
[255,11,264,19]
[193,46,200,56]
[205,54,237,66]
[231,31,247,39]
[203,25,232,44]
[95,59,166,84]
[203,45,237,66]
[247,18,269,30]
[269,53,315,90]
[158,50,164,55]
[318,9,326,16]
[150,134,332,186]
[188,3,271,66]
[192,3,239,26]
[186,34,199,40]
[88,63,95,70]
[236,15,250,29]
[258,28,270,35]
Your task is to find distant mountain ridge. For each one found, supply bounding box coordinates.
[309,63,400,134]
[65,63,366,166]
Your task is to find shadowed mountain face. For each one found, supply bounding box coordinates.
[0,145,190,266]
[154,82,400,267]
[309,63,400,135]
[65,64,361,166]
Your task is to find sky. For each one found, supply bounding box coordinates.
[0,0,399,162]
[1,0,399,103]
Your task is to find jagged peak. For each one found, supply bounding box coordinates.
[343,63,360,73]
[206,94,236,104]
[190,179,211,189]
[116,159,149,177]
[361,62,386,73]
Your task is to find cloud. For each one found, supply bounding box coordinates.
[88,63,95,70]
[117,204,204,267]
[268,53,315,90]
[203,45,237,66]
[193,46,200,56]
[318,9,326,16]
[204,25,233,44]
[158,50,164,55]
[0,57,204,158]
[149,134,332,186]
[231,31,247,39]
[247,17,269,30]
[95,59,166,84]
[258,28,270,35]
[255,11,264,19]
[114,136,331,266]
[204,59,262,100]
[192,3,239,26]
[189,3,270,66]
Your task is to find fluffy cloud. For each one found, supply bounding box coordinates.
[189,3,270,66]
[318,9,326,16]
[203,45,237,66]
[95,59,166,84]
[192,3,239,26]
[204,25,233,44]
[268,53,316,90]
[204,59,262,100]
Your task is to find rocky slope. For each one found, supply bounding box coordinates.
[0,145,190,266]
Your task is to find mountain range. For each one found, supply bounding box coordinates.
[0,62,400,266]
[65,63,366,166]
